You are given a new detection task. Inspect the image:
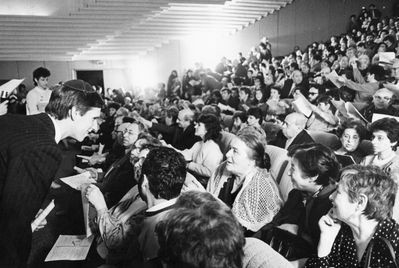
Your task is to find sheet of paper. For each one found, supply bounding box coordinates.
[31,200,55,232]
[80,189,93,237]
[372,113,399,123]
[292,97,312,118]
[379,52,396,65]
[0,78,25,95]
[345,102,369,124]
[60,172,95,191]
[326,70,343,89]
[45,235,94,262]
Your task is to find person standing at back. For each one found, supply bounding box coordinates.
[0,79,104,267]
[26,67,51,115]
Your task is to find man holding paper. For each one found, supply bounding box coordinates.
[0,80,104,267]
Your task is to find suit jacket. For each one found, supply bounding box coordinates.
[99,154,136,208]
[150,122,180,147]
[281,79,309,99]
[173,124,201,150]
[287,130,315,152]
[0,113,62,267]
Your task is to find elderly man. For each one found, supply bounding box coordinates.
[172,109,201,150]
[384,59,399,95]
[279,112,314,151]
[281,70,309,98]
[362,88,399,122]
[0,80,104,267]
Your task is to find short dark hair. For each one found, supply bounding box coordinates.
[336,119,368,141]
[166,106,179,123]
[367,64,386,81]
[247,106,263,124]
[140,147,186,200]
[370,118,399,150]
[239,86,251,96]
[156,191,245,268]
[197,114,221,142]
[33,67,51,85]
[108,102,121,111]
[288,143,341,186]
[45,80,104,120]
[232,111,247,123]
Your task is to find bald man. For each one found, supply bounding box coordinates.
[281,112,314,151]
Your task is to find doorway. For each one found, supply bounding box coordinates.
[75,70,104,90]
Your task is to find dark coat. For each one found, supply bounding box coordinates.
[0,113,62,267]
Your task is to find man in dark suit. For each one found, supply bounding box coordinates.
[273,112,314,151]
[281,70,309,99]
[173,109,201,150]
[0,80,104,267]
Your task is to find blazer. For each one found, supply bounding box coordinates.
[0,113,62,267]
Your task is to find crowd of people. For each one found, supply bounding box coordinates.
[1,3,399,268]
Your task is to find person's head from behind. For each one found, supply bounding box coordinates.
[165,106,179,126]
[33,67,51,89]
[232,111,247,129]
[288,143,340,192]
[282,112,307,139]
[336,119,368,153]
[177,109,195,130]
[247,107,263,126]
[372,88,393,110]
[45,80,104,141]
[156,191,245,268]
[138,147,186,204]
[369,118,399,154]
[226,130,270,176]
[367,65,385,83]
[330,165,397,223]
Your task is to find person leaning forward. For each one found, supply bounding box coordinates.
[0,79,104,267]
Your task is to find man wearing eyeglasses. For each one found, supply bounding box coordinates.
[362,88,399,122]
[307,85,325,104]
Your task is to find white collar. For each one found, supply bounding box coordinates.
[47,114,62,144]
[146,198,177,212]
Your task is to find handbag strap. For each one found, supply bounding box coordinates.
[364,237,398,268]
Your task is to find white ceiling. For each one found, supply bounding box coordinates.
[0,0,293,61]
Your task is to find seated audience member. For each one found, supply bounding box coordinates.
[238,87,252,111]
[231,111,248,134]
[207,130,283,234]
[252,88,268,114]
[281,70,309,98]
[136,106,181,147]
[173,109,201,150]
[244,107,267,144]
[339,64,384,104]
[255,143,340,261]
[220,88,240,112]
[307,84,325,105]
[306,165,399,268]
[81,121,145,207]
[335,119,368,164]
[276,112,314,150]
[361,118,399,179]
[362,88,399,122]
[26,67,51,115]
[266,86,290,117]
[306,95,339,132]
[156,191,292,268]
[178,114,223,186]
